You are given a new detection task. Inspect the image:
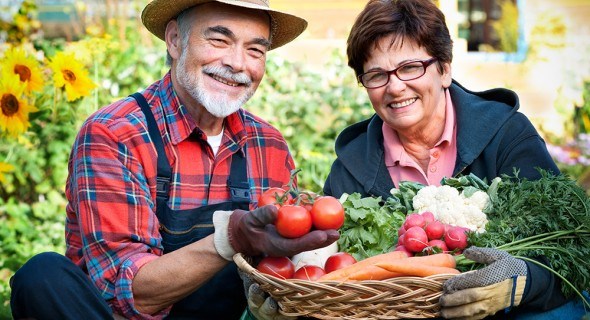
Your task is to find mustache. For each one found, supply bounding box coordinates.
[202,65,252,87]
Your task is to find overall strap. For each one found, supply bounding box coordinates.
[130,92,171,200]
[227,147,250,204]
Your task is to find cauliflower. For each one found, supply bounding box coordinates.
[412,185,489,233]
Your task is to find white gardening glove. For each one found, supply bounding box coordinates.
[238,267,296,320]
[440,247,528,319]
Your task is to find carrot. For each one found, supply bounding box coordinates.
[374,253,460,277]
[375,263,460,277]
[346,265,403,281]
[318,251,408,281]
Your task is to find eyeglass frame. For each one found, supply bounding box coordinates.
[357,57,439,89]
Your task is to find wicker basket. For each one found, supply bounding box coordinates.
[234,253,456,319]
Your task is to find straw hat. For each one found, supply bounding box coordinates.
[141,0,307,50]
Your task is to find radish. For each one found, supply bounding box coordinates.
[425,220,445,240]
[404,226,429,253]
[428,239,448,252]
[397,224,406,237]
[403,213,426,230]
[397,233,406,246]
[444,226,468,251]
[394,245,413,257]
[421,211,435,224]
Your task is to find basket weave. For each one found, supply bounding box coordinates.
[234,253,456,319]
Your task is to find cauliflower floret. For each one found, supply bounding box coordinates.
[413,185,460,213]
[461,205,488,233]
[461,190,490,211]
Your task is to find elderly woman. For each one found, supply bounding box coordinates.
[322,0,585,319]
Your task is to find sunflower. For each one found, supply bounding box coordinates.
[0,162,14,185]
[0,72,38,137]
[0,46,45,94]
[48,52,96,101]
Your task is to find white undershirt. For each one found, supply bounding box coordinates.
[207,128,224,156]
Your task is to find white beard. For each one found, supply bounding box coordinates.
[176,51,255,118]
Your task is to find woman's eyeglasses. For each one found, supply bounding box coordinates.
[358,57,438,89]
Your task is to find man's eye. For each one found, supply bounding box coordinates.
[210,38,228,45]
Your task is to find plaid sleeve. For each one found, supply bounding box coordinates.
[67,118,169,319]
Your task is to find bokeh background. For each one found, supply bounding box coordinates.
[0,0,589,317]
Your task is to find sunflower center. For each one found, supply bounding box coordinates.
[62,69,76,83]
[1,94,20,116]
[14,64,32,82]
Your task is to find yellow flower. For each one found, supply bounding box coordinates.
[0,162,14,184]
[0,72,38,136]
[0,46,45,94]
[48,51,96,101]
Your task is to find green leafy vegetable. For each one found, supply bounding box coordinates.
[337,193,407,261]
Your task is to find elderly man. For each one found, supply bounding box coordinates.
[10,1,339,319]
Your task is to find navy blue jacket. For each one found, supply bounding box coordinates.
[323,80,565,315]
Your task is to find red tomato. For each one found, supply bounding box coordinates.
[258,187,291,208]
[257,256,295,279]
[292,265,326,281]
[324,252,357,273]
[310,196,345,230]
[275,205,312,238]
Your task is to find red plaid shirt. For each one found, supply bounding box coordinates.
[65,72,295,318]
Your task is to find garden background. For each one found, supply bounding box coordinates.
[0,0,589,317]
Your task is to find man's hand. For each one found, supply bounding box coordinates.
[440,247,528,319]
[239,267,296,320]
[212,206,339,260]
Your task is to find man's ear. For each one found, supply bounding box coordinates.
[165,19,182,61]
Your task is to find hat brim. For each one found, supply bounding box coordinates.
[141,0,307,50]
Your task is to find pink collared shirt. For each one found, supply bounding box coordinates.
[383,89,457,186]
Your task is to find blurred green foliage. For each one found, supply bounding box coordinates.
[249,52,372,190]
[576,80,590,135]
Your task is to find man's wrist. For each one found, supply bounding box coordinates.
[212,210,237,261]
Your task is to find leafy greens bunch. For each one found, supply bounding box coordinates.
[462,170,590,299]
[337,182,423,261]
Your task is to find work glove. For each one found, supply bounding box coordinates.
[212,206,339,260]
[440,247,528,320]
[238,268,296,320]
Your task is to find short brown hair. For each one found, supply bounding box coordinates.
[347,0,453,77]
